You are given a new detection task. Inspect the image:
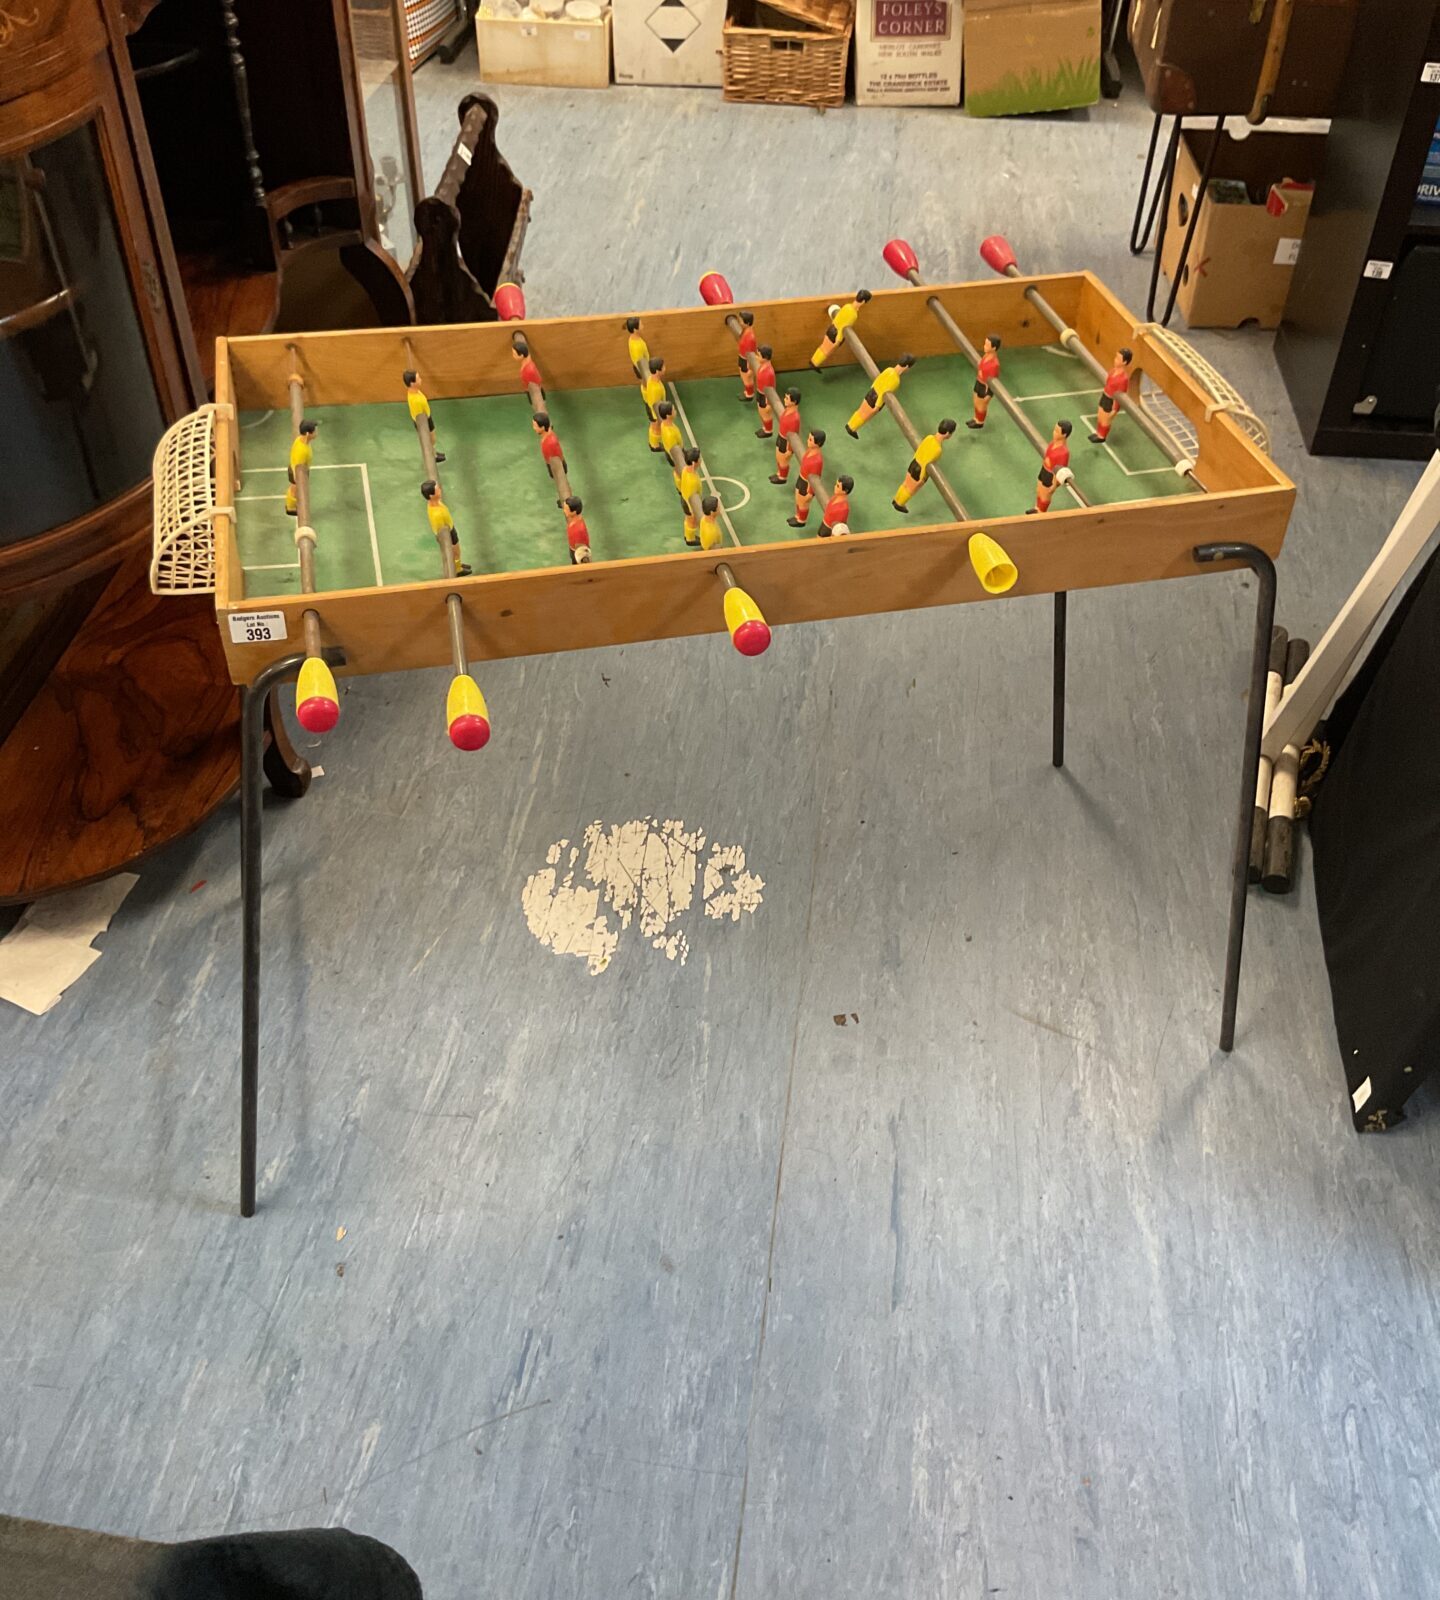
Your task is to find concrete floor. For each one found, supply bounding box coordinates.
[4,49,1440,1600]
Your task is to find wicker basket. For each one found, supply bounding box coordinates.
[723,0,854,109]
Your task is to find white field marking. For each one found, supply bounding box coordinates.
[1042,343,1082,360]
[1012,389,1173,478]
[667,382,743,546]
[236,494,289,502]
[241,409,276,429]
[522,819,764,975]
[706,475,751,512]
[358,462,383,585]
[242,463,371,472]
[242,561,302,571]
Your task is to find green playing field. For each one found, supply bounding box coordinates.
[234,346,1189,599]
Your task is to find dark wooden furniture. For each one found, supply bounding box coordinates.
[1276,0,1440,459]
[406,92,530,324]
[0,0,426,904]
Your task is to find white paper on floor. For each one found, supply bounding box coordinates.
[0,873,139,1016]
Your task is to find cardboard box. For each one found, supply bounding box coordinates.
[614,0,723,85]
[854,0,961,106]
[1160,129,1326,329]
[963,0,1099,117]
[476,10,612,88]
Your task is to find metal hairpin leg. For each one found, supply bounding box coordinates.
[239,648,342,1217]
[1129,113,1174,256]
[1195,543,1277,1053]
[1146,115,1225,326]
[1052,593,1067,769]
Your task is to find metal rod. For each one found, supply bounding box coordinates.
[720,313,835,509]
[511,331,577,516]
[716,562,738,590]
[1194,542,1278,1053]
[446,593,467,677]
[635,351,709,531]
[994,256,1207,489]
[404,337,440,484]
[285,347,328,666]
[839,326,970,522]
[1129,113,1172,256]
[1052,592,1067,769]
[1149,115,1224,327]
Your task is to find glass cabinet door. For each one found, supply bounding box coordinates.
[0,120,164,545]
[348,0,425,266]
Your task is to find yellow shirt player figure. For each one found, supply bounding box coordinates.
[697,494,723,552]
[656,400,683,459]
[847,353,914,437]
[810,289,872,370]
[677,447,704,544]
[284,418,317,515]
[625,316,650,378]
[892,418,957,513]
[641,357,667,451]
[420,479,472,577]
[402,370,445,462]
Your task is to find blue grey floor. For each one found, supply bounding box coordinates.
[5,56,1440,1600]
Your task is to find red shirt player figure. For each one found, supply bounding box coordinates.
[788,428,826,527]
[820,474,854,538]
[1090,346,1132,442]
[753,345,777,438]
[513,336,545,398]
[736,311,758,401]
[564,495,590,564]
[770,387,803,483]
[967,334,1002,429]
[533,410,567,502]
[1029,419,1072,513]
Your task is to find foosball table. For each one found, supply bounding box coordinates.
[151,236,1294,1215]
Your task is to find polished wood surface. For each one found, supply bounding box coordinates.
[0,559,241,905]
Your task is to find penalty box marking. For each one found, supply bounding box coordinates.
[237,463,384,583]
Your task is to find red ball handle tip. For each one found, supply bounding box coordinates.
[296,696,339,734]
[731,619,771,657]
[448,713,491,751]
[698,270,734,306]
[494,281,526,321]
[979,235,1018,276]
[883,238,919,279]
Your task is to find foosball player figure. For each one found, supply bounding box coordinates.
[810,289,872,370]
[819,474,854,538]
[284,418,318,515]
[564,495,591,564]
[753,345,777,438]
[641,358,667,451]
[421,479,471,576]
[1029,420,1072,513]
[402,372,445,462]
[1090,347,1132,443]
[512,338,545,398]
[736,311,758,401]
[675,445,703,504]
[626,316,649,378]
[891,418,956,513]
[967,335,1002,429]
[846,354,914,437]
[770,388,803,483]
[788,428,826,527]
[532,410,567,491]
[698,494,723,552]
[656,400,683,459]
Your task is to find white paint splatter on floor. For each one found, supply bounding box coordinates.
[522,818,764,974]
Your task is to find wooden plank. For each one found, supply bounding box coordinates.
[217,485,1291,684]
[1076,274,1293,495]
[213,338,242,608]
[223,275,1090,410]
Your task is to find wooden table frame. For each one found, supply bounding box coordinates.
[209,272,1294,1216]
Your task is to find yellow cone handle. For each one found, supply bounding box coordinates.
[968,532,1018,595]
[295,656,339,733]
[723,585,771,655]
[446,672,491,750]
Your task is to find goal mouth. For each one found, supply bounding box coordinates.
[1135,323,1271,462]
[150,404,232,596]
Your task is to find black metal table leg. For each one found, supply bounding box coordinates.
[1194,543,1277,1053]
[1129,113,1171,256]
[1152,115,1225,326]
[239,649,342,1218]
[1052,592,1067,769]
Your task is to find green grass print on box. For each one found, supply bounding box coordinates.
[965,54,1100,118]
